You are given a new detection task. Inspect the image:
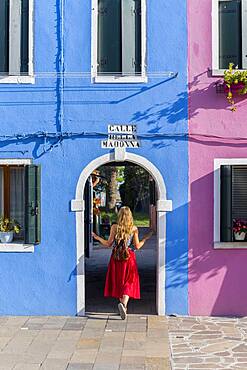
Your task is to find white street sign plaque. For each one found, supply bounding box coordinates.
[101,125,140,149]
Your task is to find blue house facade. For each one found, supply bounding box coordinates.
[0,0,188,315]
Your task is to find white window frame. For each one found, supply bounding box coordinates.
[0,158,34,252]
[91,0,147,84]
[212,0,247,76]
[214,158,247,249]
[0,0,34,84]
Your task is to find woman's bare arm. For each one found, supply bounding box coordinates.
[133,228,153,250]
[92,224,116,248]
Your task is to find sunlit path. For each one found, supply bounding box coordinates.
[85,227,157,315]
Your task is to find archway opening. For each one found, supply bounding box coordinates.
[73,151,171,316]
[85,161,157,315]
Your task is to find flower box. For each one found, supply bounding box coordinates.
[224,82,245,93]
[223,63,247,111]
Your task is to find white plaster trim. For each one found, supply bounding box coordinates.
[114,147,126,162]
[91,0,98,80]
[0,76,35,84]
[9,0,21,75]
[4,0,34,81]
[29,0,34,77]
[91,0,147,83]
[212,69,247,77]
[73,152,171,316]
[212,0,219,73]
[214,242,247,249]
[71,200,84,212]
[243,0,247,69]
[93,76,147,84]
[141,0,147,79]
[214,158,247,244]
[156,200,172,212]
[0,159,32,165]
[0,243,34,252]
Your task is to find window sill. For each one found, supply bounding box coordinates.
[93,75,148,84]
[0,243,34,253]
[0,76,35,84]
[214,242,247,249]
[212,69,247,77]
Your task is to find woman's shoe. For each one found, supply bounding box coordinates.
[118,303,127,320]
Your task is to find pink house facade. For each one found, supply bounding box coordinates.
[189,0,247,316]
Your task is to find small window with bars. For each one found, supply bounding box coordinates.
[93,0,146,81]
[0,0,30,76]
[212,0,247,72]
[220,165,247,242]
[0,164,41,244]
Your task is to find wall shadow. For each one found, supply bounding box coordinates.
[190,170,247,317]
[189,70,247,116]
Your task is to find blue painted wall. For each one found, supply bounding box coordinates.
[0,0,188,315]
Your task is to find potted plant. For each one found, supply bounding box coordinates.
[233,219,247,241]
[0,217,21,243]
[224,63,247,112]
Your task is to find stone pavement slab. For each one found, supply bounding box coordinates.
[0,314,170,369]
[168,316,247,369]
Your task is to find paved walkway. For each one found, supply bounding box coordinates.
[169,316,247,369]
[2,231,247,369]
[1,315,247,369]
[0,315,170,370]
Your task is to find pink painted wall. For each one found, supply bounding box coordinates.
[189,0,247,316]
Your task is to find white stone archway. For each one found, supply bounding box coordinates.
[71,149,172,316]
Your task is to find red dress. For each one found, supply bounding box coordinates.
[104,239,140,299]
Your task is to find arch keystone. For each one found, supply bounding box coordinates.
[114,147,126,161]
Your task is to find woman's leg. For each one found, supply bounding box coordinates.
[118,295,129,320]
[120,295,129,308]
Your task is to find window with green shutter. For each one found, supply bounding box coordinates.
[93,0,146,82]
[0,0,30,76]
[220,165,247,242]
[219,1,242,69]
[0,164,41,245]
[213,0,247,72]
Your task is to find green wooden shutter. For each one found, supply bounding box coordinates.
[21,0,29,74]
[219,0,242,69]
[24,165,41,244]
[232,165,247,220]
[220,165,233,242]
[98,0,121,75]
[0,0,9,74]
[122,0,141,75]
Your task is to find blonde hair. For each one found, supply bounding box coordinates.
[115,207,134,246]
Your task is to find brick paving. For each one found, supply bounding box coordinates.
[0,315,170,369]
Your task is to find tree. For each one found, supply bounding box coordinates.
[108,167,117,210]
[98,165,118,211]
[120,165,150,212]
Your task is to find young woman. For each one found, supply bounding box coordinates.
[92,206,152,320]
